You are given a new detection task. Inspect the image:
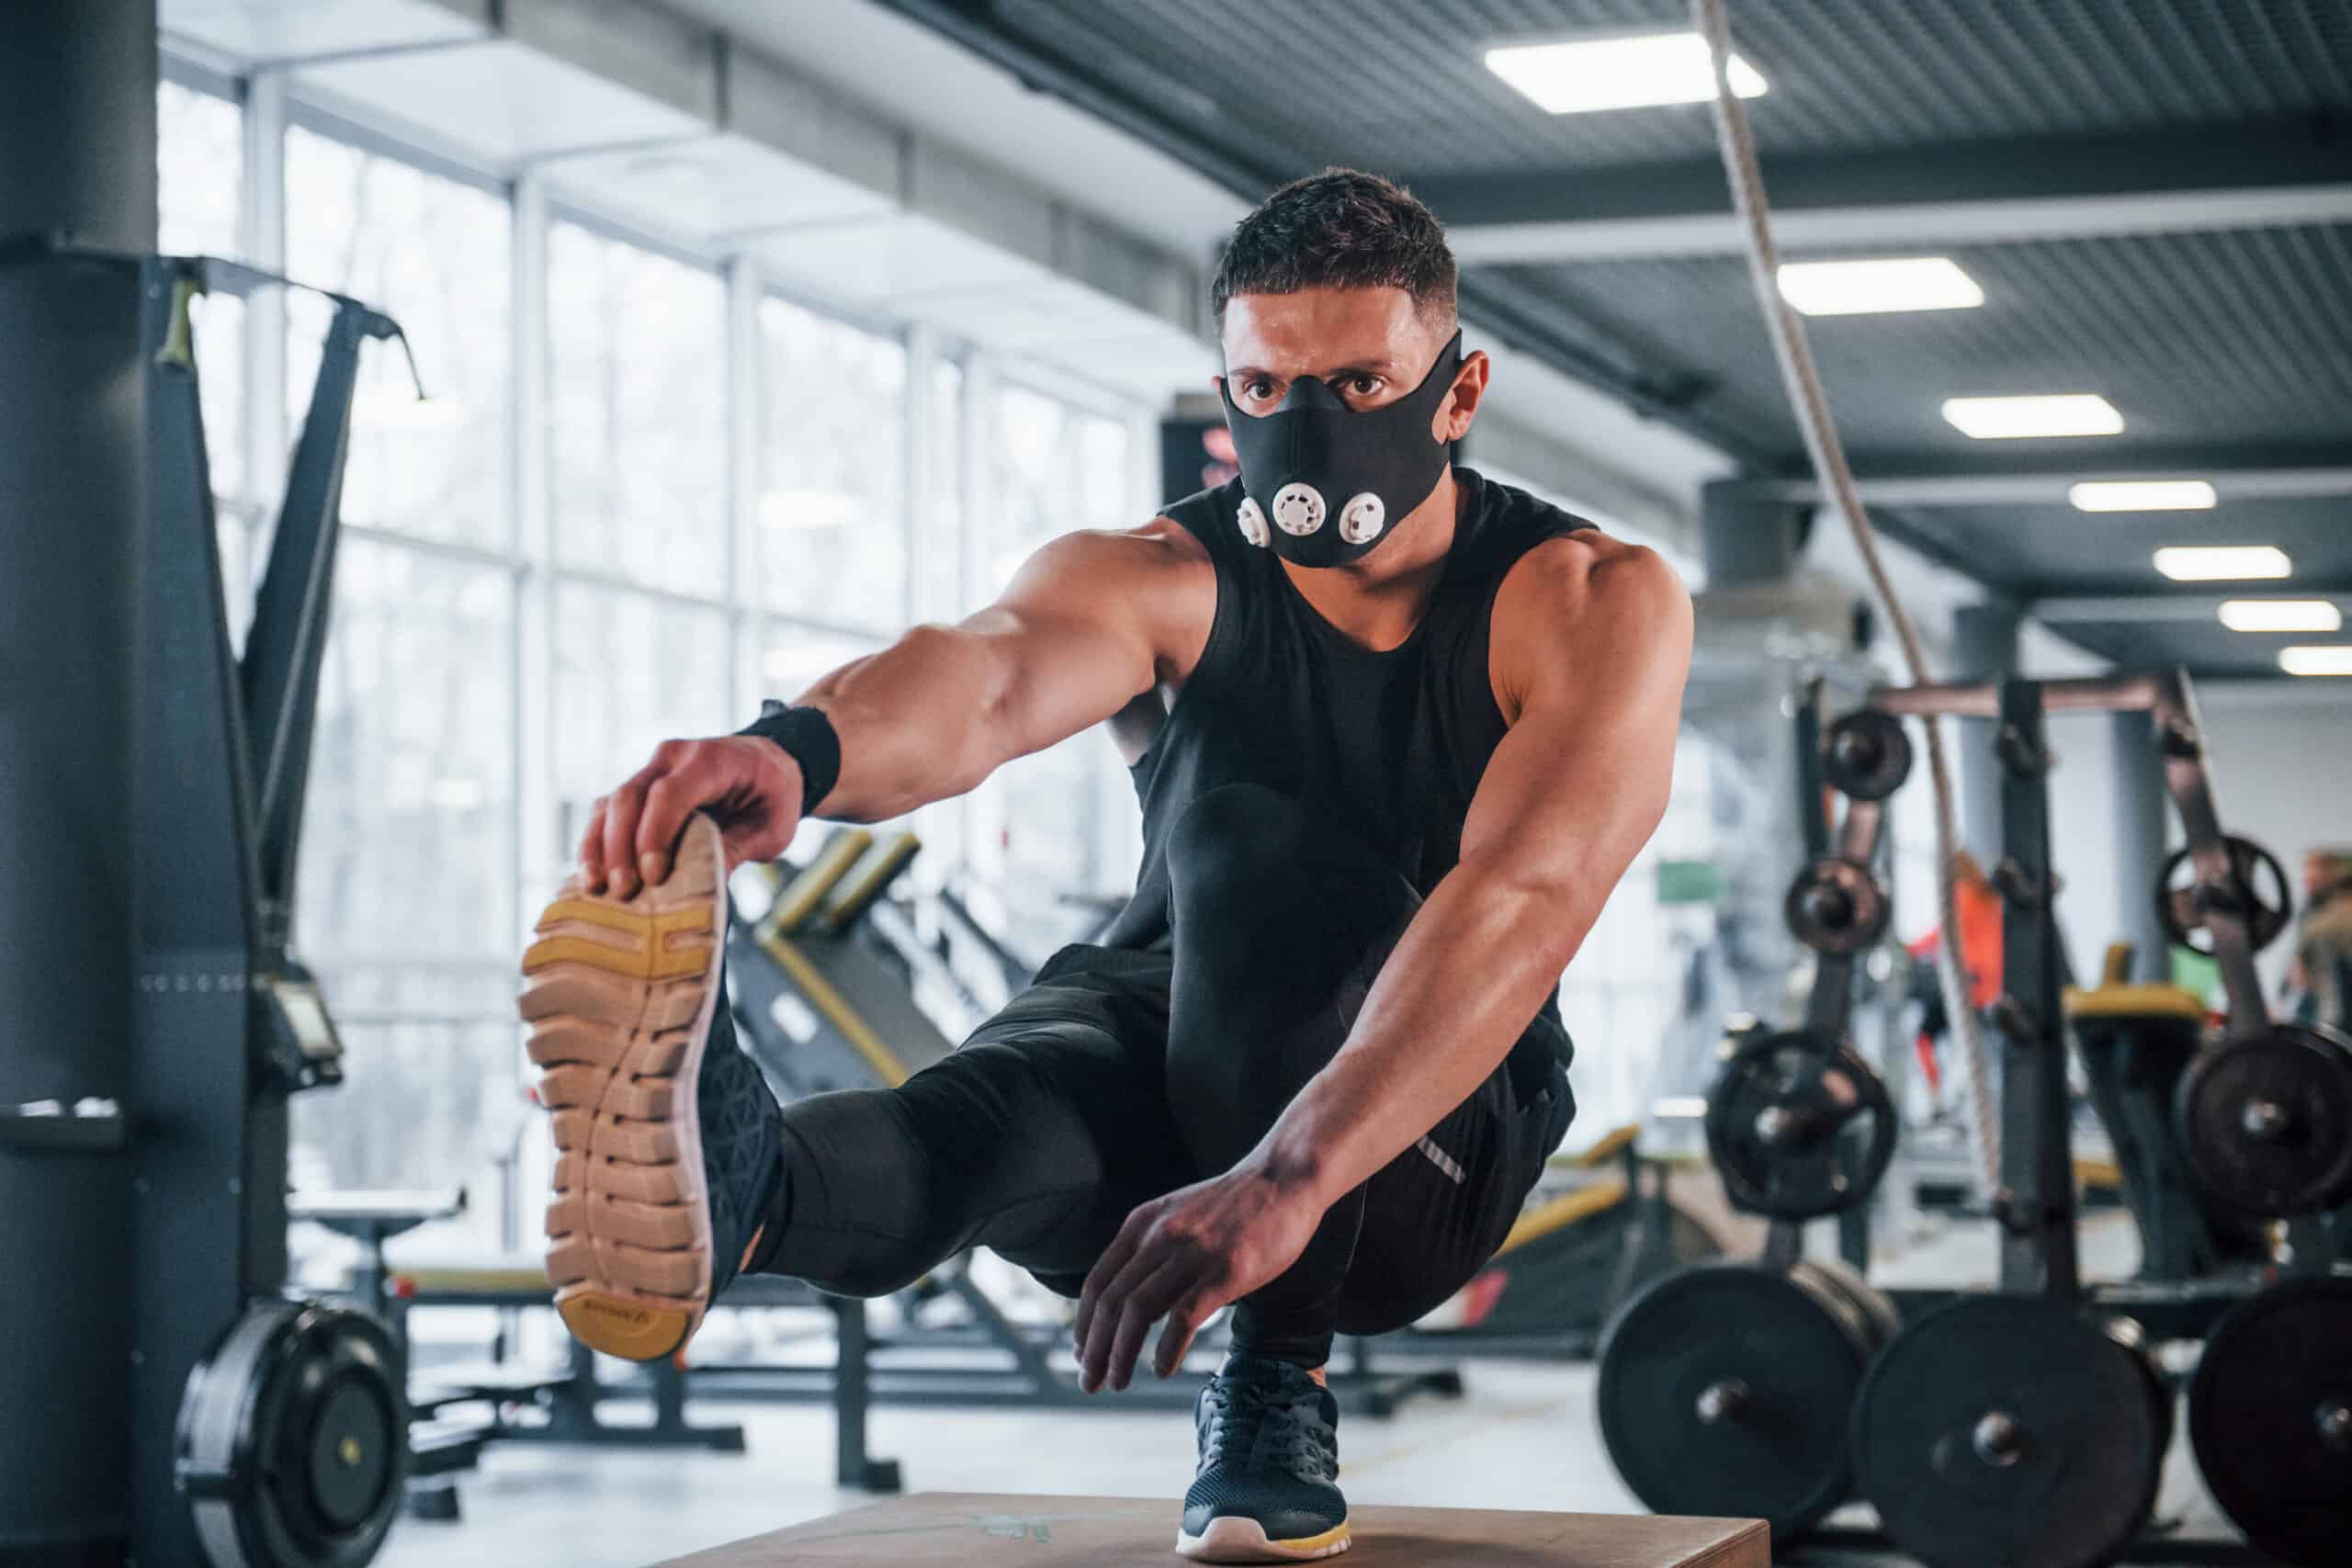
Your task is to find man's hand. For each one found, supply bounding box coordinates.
[579,736,804,897]
[1072,1161,1328,1393]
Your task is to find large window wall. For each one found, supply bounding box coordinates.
[158,78,253,626]
[973,380,1142,946]
[156,67,1149,1248]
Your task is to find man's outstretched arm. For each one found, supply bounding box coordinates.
[582,521,1207,897]
[1075,535,1691,1389]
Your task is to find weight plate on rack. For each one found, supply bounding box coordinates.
[1704,1029,1897,1219]
[1597,1261,1877,1542]
[2154,835,2290,955]
[2188,1275,2352,1568]
[1807,1255,1904,1350]
[2176,1023,2352,1216]
[1822,710,1912,801]
[1852,1295,2170,1568]
[177,1298,406,1568]
[1785,856,1891,955]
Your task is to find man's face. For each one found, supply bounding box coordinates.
[1217,286,1483,442]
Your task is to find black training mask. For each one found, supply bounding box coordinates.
[1217,331,1464,569]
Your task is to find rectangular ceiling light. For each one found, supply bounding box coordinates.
[2153,546,2292,581]
[1485,33,1767,115]
[1941,394,2124,439]
[2280,647,2352,676]
[2069,479,2217,512]
[1777,258,1984,317]
[2219,600,2343,633]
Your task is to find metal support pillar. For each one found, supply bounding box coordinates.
[0,0,155,1556]
[1698,479,1806,585]
[1994,682,2078,1301]
[1954,603,2021,861]
[2109,709,2173,980]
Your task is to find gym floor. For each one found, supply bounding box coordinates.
[377,1373,2248,1568]
[378,1213,2249,1568]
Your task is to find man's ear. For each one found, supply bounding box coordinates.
[1437,349,1491,443]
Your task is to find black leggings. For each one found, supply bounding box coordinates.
[747,783,1573,1368]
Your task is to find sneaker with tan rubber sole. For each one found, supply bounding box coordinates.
[520,813,783,1362]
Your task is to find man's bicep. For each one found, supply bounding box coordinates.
[964,523,1206,761]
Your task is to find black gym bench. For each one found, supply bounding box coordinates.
[387,1260,902,1493]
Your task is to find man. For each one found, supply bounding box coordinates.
[520,170,1690,1562]
[2287,847,2352,1031]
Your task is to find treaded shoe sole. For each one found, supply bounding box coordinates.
[1175,1518,1351,1562]
[521,814,728,1362]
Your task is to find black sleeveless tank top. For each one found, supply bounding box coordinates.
[1083,466,1591,1083]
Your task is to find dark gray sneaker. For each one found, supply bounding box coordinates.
[524,813,783,1360]
[1178,1354,1350,1562]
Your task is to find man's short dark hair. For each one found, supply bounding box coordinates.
[1210,168,1457,331]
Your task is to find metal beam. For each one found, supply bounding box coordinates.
[1427,121,2352,263]
[1724,459,2352,508]
[2033,593,2352,625]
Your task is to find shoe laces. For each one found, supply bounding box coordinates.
[1199,1365,1338,1481]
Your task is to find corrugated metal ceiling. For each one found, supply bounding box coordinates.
[1510,222,2352,460]
[1004,0,2352,172]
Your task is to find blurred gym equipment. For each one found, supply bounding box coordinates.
[1,224,414,1567]
[1599,666,2347,1564]
[1389,1124,1721,1359]
[1597,758,1902,1542]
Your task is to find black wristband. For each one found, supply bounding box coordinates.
[736,701,841,816]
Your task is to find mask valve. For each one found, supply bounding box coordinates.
[1338,493,1385,544]
[1272,482,1327,536]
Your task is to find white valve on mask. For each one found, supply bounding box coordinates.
[1236,497,1271,548]
[1337,492,1385,545]
[1271,482,1327,536]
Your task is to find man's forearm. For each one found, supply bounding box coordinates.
[1251,854,1607,1208]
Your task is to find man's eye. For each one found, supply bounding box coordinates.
[1245,379,1275,400]
[1347,375,1382,396]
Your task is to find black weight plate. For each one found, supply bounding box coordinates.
[180,1299,406,1568]
[1807,1256,1902,1350]
[305,1375,396,1530]
[2188,1276,2352,1568]
[1705,1029,1897,1219]
[1823,710,1913,801]
[1853,1296,2170,1568]
[2155,835,2290,955]
[1785,857,1891,956]
[2177,1024,2352,1215]
[1597,1261,1873,1541]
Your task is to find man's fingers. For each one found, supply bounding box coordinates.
[1075,1209,1149,1348]
[634,770,702,888]
[1153,1293,1216,1379]
[600,773,655,898]
[1099,1260,1190,1394]
[1079,1233,1172,1393]
[578,798,610,889]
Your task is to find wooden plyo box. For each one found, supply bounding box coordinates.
[654,1493,1770,1566]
